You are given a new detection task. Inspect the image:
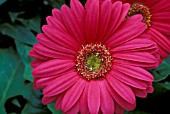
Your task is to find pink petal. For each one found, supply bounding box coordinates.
[96,0,112,42]
[112,52,157,64]
[70,0,85,42]
[112,3,130,32]
[61,4,85,45]
[46,16,67,32]
[113,64,154,81]
[64,101,79,114]
[99,81,114,114]
[110,69,147,89]
[33,43,75,60]
[111,38,156,53]
[43,71,80,97]
[105,79,136,110]
[31,59,45,68]
[29,50,50,60]
[55,93,65,110]
[106,75,135,104]
[42,96,57,105]
[35,76,57,88]
[62,79,86,112]
[147,28,170,53]
[42,25,80,51]
[85,0,99,43]
[151,1,170,13]
[52,8,63,22]
[32,59,75,77]
[152,22,170,35]
[114,102,124,114]
[36,33,76,55]
[100,1,122,42]
[105,15,146,48]
[88,80,100,114]
[80,82,90,114]
[132,88,147,98]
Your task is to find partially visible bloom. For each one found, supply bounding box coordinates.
[29,0,160,113]
[102,0,170,59]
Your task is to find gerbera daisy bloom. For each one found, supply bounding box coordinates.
[29,0,160,113]
[101,0,170,58]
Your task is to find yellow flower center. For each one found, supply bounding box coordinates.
[127,2,152,27]
[86,54,102,72]
[76,44,112,80]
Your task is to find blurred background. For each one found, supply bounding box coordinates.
[0,0,170,114]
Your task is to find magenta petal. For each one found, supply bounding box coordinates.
[99,81,114,114]
[105,79,136,110]
[36,76,57,88]
[42,96,57,105]
[88,81,100,114]
[105,15,146,47]
[110,69,147,89]
[46,16,67,32]
[111,38,156,53]
[85,0,99,43]
[42,25,80,51]
[29,50,50,60]
[62,79,86,112]
[55,93,65,110]
[65,101,79,114]
[80,82,90,114]
[61,4,85,45]
[33,43,75,60]
[43,71,79,97]
[32,59,75,77]
[113,64,154,81]
[30,59,45,68]
[101,1,122,42]
[52,8,63,22]
[107,75,135,104]
[115,103,124,114]
[132,88,147,98]
[96,0,112,42]
[70,0,85,42]
[147,28,170,54]
[36,33,76,55]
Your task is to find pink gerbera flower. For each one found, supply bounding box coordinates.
[103,0,170,58]
[29,0,160,113]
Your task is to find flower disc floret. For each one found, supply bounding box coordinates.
[76,44,112,80]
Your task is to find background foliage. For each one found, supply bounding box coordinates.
[0,0,170,114]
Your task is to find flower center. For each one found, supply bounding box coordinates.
[127,2,152,27]
[86,54,102,72]
[76,44,112,80]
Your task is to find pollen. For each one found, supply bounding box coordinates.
[76,44,112,80]
[127,2,152,27]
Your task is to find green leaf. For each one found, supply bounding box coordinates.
[0,0,6,5]
[23,64,33,82]
[8,12,24,23]
[15,41,33,82]
[11,99,21,108]
[47,102,62,114]
[158,82,170,90]
[0,23,37,45]
[0,48,25,114]
[21,83,50,114]
[151,56,170,82]
[17,17,41,33]
[47,0,65,9]
[152,83,168,96]
[22,103,49,114]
